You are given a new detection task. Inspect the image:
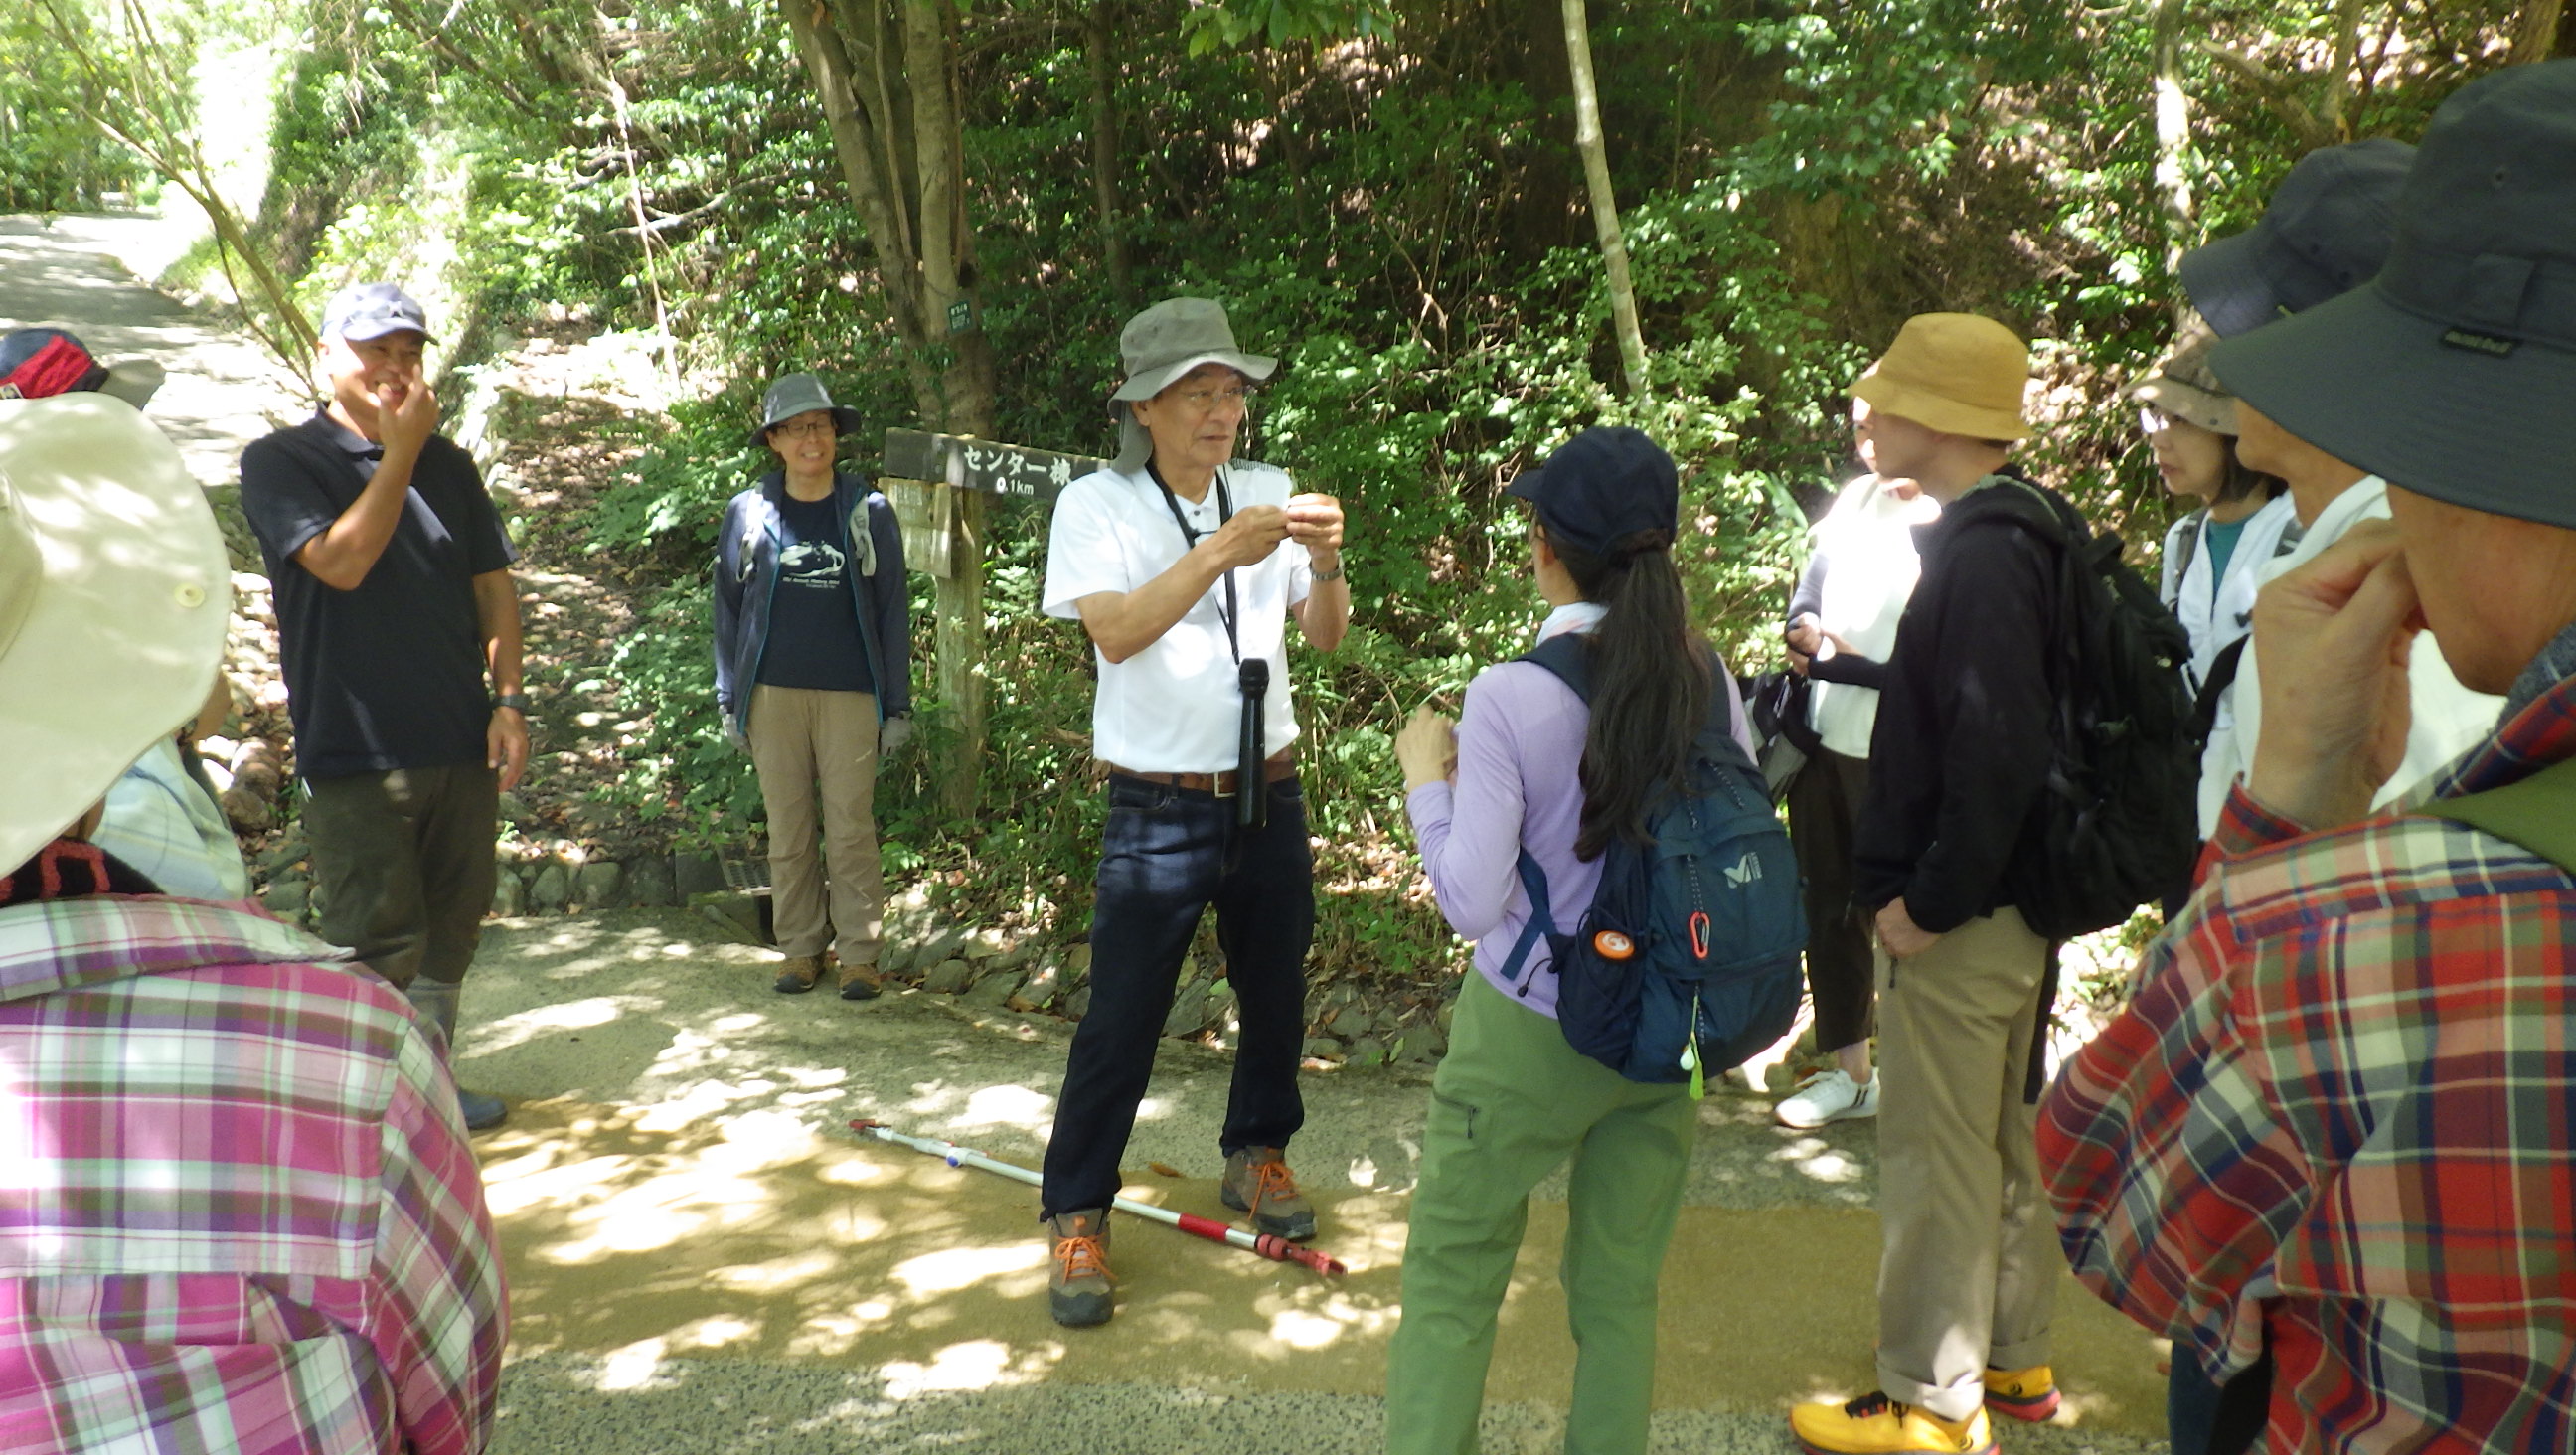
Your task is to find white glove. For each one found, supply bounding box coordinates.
[880,715,914,755]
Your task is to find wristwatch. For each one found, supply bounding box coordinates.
[494,692,532,715]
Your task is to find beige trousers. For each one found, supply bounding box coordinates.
[746,685,884,967]
[1873,904,2060,1422]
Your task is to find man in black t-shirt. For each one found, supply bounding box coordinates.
[239,282,525,1132]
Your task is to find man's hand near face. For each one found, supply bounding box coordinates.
[2246,520,2422,831]
[374,366,439,460]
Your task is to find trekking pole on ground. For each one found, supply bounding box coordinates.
[849,1119,1348,1277]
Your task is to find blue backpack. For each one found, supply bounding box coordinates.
[1498,634,1808,1095]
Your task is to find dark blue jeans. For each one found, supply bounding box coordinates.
[1040,773,1314,1218]
[2168,1342,2273,1455]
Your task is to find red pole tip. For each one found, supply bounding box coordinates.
[849,1119,884,1131]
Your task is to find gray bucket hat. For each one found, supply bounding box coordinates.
[2208,59,2576,530]
[2179,139,2415,339]
[2128,318,2238,434]
[749,372,862,449]
[1104,298,1276,472]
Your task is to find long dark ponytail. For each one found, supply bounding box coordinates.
[1552,525,1711,861]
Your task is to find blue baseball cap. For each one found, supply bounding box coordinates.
[320,282,436,344]
[1506,426,1680,559]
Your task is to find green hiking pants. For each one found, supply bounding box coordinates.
[1384,971,1697,1455]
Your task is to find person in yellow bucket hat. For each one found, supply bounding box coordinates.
[1790,313,2070,1455]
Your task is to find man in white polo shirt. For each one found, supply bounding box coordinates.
[1037,297,1350,1327]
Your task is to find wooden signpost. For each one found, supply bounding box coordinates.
[880,428,1107,816]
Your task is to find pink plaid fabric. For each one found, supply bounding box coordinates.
[0,896,507,1454]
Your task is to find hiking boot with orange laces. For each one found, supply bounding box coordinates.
[1789,1391,1995,1455]
[1220,1146,1317,1241]
[1046,1209,1113,1327]
[1982,1364,2060,1422]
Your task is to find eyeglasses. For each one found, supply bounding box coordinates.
[1170,384,1256,413]
[2136,405,2174,435]
[772,419,837,441]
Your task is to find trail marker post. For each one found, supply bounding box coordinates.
[880,429,1103,817]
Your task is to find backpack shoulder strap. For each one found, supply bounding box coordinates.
[2420,755,2576,874]
[1517,631,1593,702]
[2189,635,2250,743]
[1497,850,1558,984]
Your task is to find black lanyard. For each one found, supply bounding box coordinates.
[1147,461,1241,665]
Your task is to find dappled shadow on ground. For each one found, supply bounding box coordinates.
[480,1095,2166,1436]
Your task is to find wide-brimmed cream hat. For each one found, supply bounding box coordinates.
[1851,312,2033,441]
[1105,297,1276,472]
[0,393,230,875]
[2128,318,2238,434]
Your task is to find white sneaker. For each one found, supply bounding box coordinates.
[1775,1068,1878,1129]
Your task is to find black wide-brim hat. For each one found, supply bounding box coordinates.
[2209,61,2576,530]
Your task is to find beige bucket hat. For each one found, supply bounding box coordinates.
[1105,298,1276,472]
[0,394,231,875]
[1851,312,2033,441]
[2129,318,2239,434]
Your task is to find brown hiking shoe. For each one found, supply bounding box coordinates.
[1047,1209,1114,1327]
[838,960,883,1001]
[1220,1146,1317,1241]
[771,954,825,994]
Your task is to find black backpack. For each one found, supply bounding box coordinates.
[1496,635,1807,1093]
[1986,479,2200,939]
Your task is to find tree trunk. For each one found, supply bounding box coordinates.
[934,488,987,817]
[1082,0,1136,306]
[2322,0,2367,139]
[779,0,1000,813]
[2511,0,2566,63]
[1558,0,1648,400]
[2151,0,2193,274]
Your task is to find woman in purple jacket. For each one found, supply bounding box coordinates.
[1383,427,1750,1455]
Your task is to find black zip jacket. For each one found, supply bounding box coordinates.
[1851,469,2064,934]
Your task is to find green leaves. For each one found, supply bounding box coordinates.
[1179,0,1395,56]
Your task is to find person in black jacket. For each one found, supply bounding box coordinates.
[1791,314,2068,1455]
[712,374,911,1000]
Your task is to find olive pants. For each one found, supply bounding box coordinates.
[1384,972,1696,1455]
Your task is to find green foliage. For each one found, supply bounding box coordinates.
[174,0,2534,987]
[1184,0,1397,55]
[0,9,147,211]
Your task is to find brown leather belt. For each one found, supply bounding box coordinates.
[1103,747,1296,797]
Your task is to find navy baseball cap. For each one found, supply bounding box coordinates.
[320,282,436,344]
[2209,60,2576,530]
[1506,426,1680,558]
[2180,138,2415,337]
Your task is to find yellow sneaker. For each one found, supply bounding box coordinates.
[1982,1364,2060,1422]
[1790,1391,1996,1455]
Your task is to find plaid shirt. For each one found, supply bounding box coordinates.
[0,896,507,1454]
[2040,670,2576,1454]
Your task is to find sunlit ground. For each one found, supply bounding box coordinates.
[457,912,2168,1444]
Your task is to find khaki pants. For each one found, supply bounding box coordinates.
[746,685,884,967]
[1873,905,2059,1421]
